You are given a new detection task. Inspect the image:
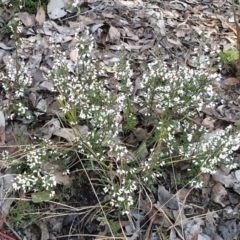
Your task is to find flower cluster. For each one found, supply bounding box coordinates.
[12,174,56,197]
[1,139,70,196]
[143,117,240,188]
[0,55,31,99]
[50,37,133,152]
[0,52,32,121]
[51,40,123,129]
[137,60,219,116]
[48,33,240,210]
[2,28,239,216]
[103,168,138,215]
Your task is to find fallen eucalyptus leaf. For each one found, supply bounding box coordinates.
[212,182,227,207]
[158,185,179,210]
[53,128,76,142]
[36,6,46,25]
[47,0,67,19]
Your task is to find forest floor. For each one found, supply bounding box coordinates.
[1,0,240,239]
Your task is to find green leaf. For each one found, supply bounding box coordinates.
[104,66,116,73]
[32,191,54,203]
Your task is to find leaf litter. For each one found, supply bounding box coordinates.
[1,0,240,239]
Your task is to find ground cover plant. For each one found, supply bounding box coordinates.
[1,0,240,239]
[1,35,240,238]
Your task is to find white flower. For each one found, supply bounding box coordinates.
[187,134,192,142]
[118,196,125,202]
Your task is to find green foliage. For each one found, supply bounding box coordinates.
[97,217,118,236]
[55,185,75,201]
[8,201,39,229]
[2,25,12,35]
[123,102,138,132]
[9,0,48,14]
[22,0,39,14]
[2,28,240,236]
[218,49,238,62]
[217,49,239,74]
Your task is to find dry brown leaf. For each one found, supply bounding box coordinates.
[0,174,14,228]
[235,169,240,182]
[212,169,235,188]
[32,69,46,87]
[192,26,203,35]
[176,188,189,202]
[53,128,76,142]
[54,169,71,186]
[205,210,216,231]
[140,39,155,52]
[41,118,61,139]
[69,48,78,62]
[172,209,188,226]
[176,29,186,37]
[157,19,166,36]
[36,99,48,112]
[201,107,220,117]
[184,219,203,240]
[26,52,42,75]
[223,77,240,86]
[200,173,211,186]
[135,142,148,160]
[39,80,55,92]
[39,220,49,240]
[0,48,6,61]
[51,21,76,35]
[139,198,172,230]
[47,0,67,19]
[42,163,71,186]
[158,185,179,210]
[218,220,237,240]
[118,0,142,7]
[0,42,13,50]
[108,26,121,42]
[202,187,211,205]
[217,15,236,33]
[201,117,216,128]
[102,13,115,19]
[206,28,218,38]
[133,127,148,141]
[36,6,46,26]
[106,77,119,90]
[167,37,182,46]
[212,0,225,7]
[17,12,35,27]
[212,182,227,207]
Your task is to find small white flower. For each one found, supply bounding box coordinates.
[118,196,125,202]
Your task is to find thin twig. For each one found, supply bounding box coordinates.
[232,0,240,77]
[4,221,22,240]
